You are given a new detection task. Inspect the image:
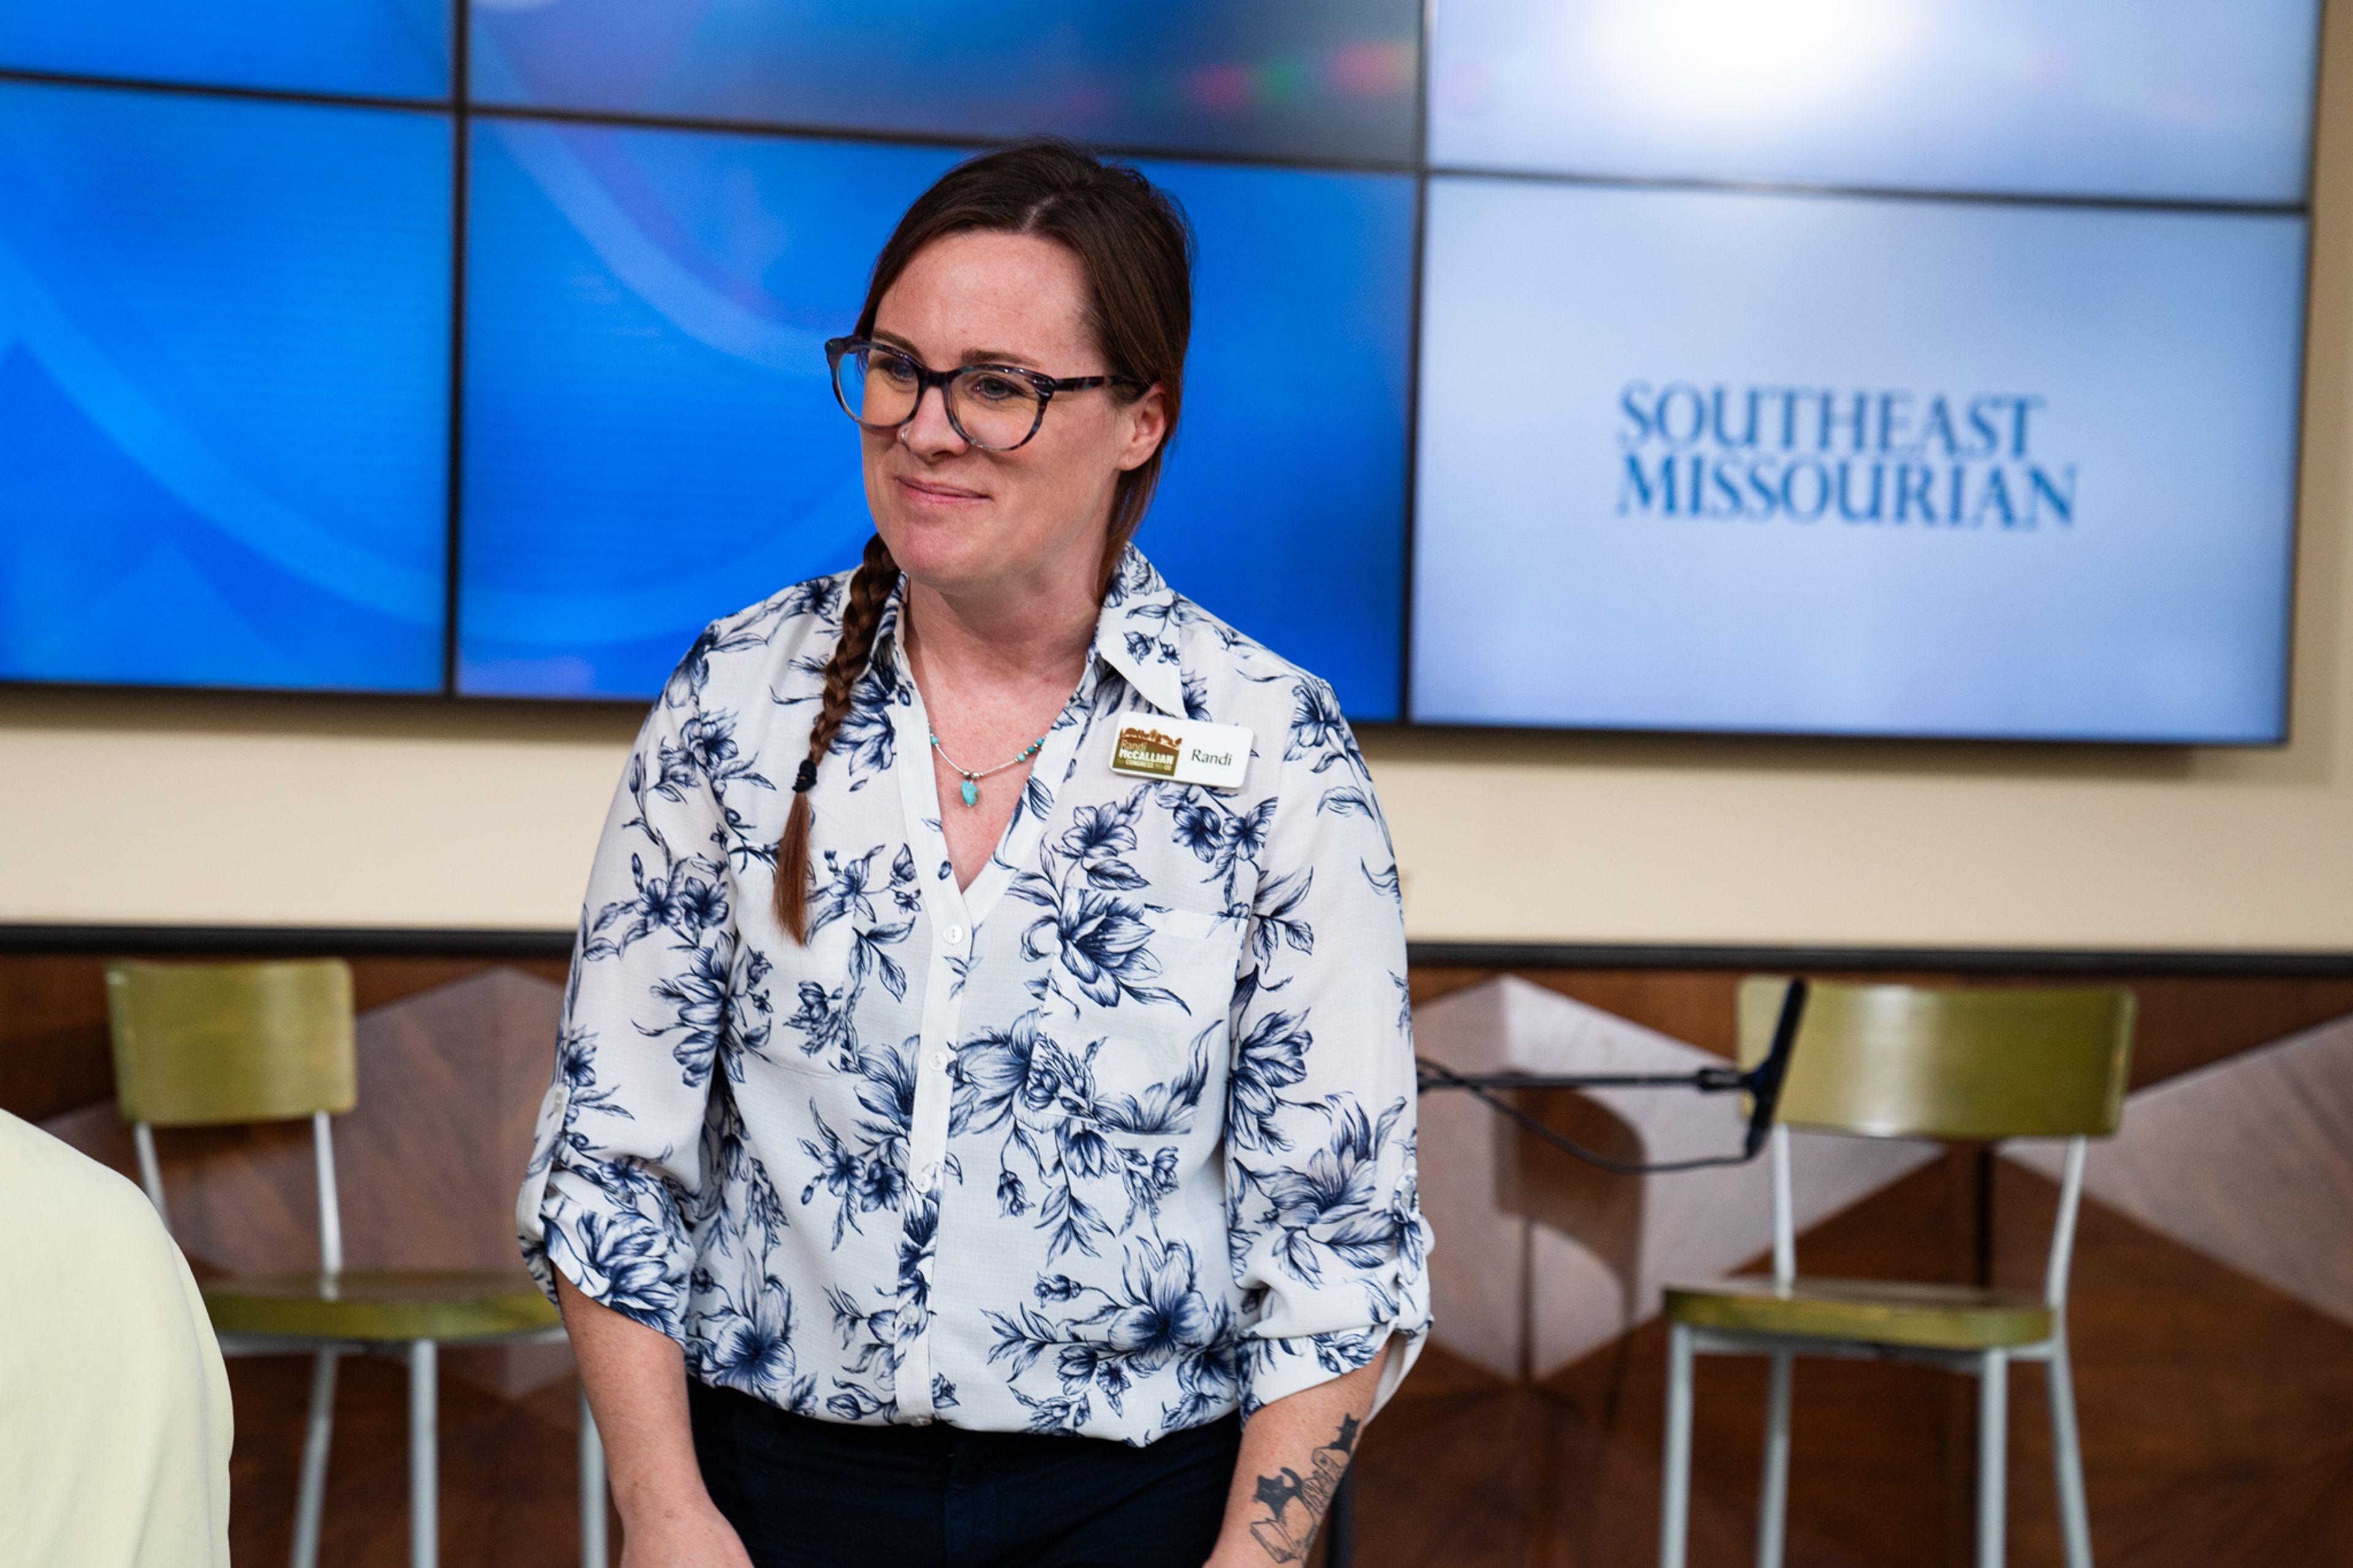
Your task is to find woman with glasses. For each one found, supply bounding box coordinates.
[520,141,1429,1568]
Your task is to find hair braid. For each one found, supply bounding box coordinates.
[774,532,900,942]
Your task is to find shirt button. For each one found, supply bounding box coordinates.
[943,923,966,945]
[907,1415,933,1426]
[920,1162,942,1189]
[928,1050,950,1072]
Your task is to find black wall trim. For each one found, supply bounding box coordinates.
[1407,941,2353,979]
[0,925,576,960]
[6,925,2353,978]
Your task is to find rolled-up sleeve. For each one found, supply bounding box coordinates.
[517,676,739,1343]
[1223,678,1432,1418]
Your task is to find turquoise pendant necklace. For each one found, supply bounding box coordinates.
[929,728,1046,808]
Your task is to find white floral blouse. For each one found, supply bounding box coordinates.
[517,547,1431,1445]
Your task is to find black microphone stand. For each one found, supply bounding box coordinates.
[1318,982,1808,1566]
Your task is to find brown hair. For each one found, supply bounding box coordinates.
[773,140,1194,942]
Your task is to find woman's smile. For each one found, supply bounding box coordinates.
[892,472,991,510]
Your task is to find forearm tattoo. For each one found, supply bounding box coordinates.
[1246,1412,1360,1563]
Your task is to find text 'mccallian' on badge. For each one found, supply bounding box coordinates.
[1108,717,1252,792]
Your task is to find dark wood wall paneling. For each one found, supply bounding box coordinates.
[18,935,2353,1125]
[1411,964,2353,1089]
[6,935,2351,1567]
[0,945,568,1124]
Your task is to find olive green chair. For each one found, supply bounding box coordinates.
[1657,979,2134,1568]
[106,959,608,1568]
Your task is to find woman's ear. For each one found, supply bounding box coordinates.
[1115,383,1170,473]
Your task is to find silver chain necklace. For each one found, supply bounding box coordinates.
[928,728,1046,808]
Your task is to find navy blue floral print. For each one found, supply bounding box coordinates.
[518,548,1430,1445]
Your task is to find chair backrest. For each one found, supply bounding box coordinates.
[1737,977,2134,1141]
[105,960,358,1127]
[1740,976,2135,1309]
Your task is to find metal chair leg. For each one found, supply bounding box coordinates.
[580,1383,609,1568]
[2045,1338,2093,1567]
[1756,1350,1794,1568]
[289,1347,341,1568]
[1977,1350,2008,1568]
[410,1339,438,1568]
[1659,1323,1696,1568]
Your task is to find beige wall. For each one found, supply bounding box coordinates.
[9,25,2353,951]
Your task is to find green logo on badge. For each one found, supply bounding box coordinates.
[1113,724,1182,778]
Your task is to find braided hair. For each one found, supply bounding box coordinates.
[774,533,900,942]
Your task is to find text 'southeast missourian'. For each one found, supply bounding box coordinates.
[1616,380,2077,529]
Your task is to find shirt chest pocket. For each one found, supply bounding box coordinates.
[761,919,870,1077]
[1046,906,1237,1140]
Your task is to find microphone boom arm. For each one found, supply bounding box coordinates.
[1413,979,1808,1175]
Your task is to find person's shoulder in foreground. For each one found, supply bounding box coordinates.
[0,1110,232,1568]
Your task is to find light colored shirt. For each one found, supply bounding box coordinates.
[0,1111,232,1568]
[518,547,1430,1444]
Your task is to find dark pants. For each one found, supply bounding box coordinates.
[687,1379,1241,1568]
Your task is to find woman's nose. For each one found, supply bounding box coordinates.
[900,382,967,456]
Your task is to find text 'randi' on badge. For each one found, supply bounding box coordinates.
[1108,718,1251,791]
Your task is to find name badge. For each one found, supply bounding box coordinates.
[1108,717,1252,792]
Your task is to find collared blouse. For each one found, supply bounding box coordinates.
[517,547,1431,1445]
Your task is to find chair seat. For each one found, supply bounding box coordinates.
[1662,1275,2053,1350]
[202,1269,561,1343]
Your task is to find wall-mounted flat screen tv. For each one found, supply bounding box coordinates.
[1410,0,2319,742]
[0,80,451,693]
[1409,180,2308,742]
[0,0,2323,744]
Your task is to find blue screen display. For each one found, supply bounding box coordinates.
[0,81,452,692]
[1412,178,2306,741]
[1,4,2325,740]
[460,123,1411,715]
[1431,0,2320,203]
[458,126,961,699]
[0,0,448,100]
[1127,161,1413,720]
[471,0,1416,165]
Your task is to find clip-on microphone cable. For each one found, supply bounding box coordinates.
[1324,985,1809,1567]
[1326,983,1808,1567]
[1412,977,1807,1173]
